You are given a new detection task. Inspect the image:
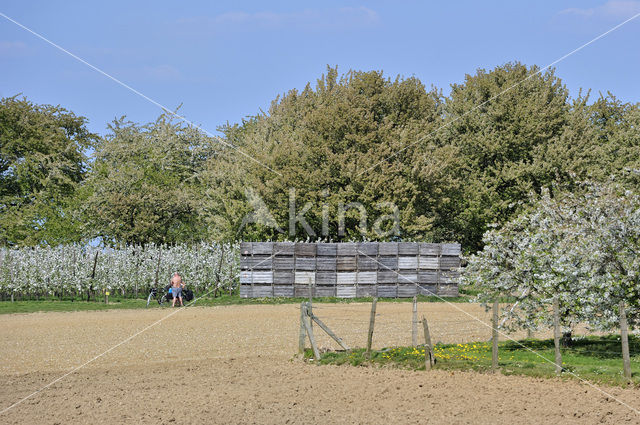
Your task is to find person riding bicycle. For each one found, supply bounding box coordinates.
[170,272,186,307]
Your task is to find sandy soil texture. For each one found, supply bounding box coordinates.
[1,302,639,424]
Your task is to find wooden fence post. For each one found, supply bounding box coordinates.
[619,301,632,382]
[553,297,562,374]
[412,295,418,347]
[367,297,378,358]
[302,303,320,360]
[299,301,307,354]
[492,300,499,371]
[422,316,434,369]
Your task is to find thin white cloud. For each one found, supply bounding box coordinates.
[559,0,640,20]
[178,7,379,32]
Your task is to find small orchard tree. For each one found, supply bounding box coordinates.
[464,181,640,335]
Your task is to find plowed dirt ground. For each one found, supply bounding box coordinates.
[1,303,638,424]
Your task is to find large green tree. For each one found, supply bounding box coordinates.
[203,67,453,241]
[86,114,214,245]
[0,96,97,246]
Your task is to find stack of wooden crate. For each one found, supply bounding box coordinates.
[239,241,461,298]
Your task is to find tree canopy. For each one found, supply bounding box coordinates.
[0,96,97,246]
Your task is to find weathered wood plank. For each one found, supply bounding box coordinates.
[273,271,294,284]
[418,256,439,269]
[252,242,273,255]
[377,285,397,298]
[377,271,398,284]
[398,284,418,297]
[357,286,377,297]
[357,242,378,256]
[336,285,356,298]
[377,256,397,270]
[274,285,294,297]
[398,242,418,255]
[336,272,357,284]
[336,256,357,271]
[357,271,377,284]
[337,242,357,256]
[378,242,398,256]
[294,271,315,284]
[440,256,461,269]
[418,271,438,284]
[357,257,378,270]
[316,243,337,256]
[252,271,273,284]
[314,286,336,297]
[295,257,316,271]
[295,243,316,256]
[274,242,295,256]
[315,271,337,285]
[398,257,418,269]
[441,243,461,256]
[273,257,294,270]
[419,243,440,256]
[316,257,336,271]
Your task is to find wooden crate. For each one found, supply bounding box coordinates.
[273,257,294,270]
[252,284,273,297]
[377,285,397,298]
[252,242,273,255]
[295,243,316,256]
[314,286,336,297]
[246,255,272,270]
[316,257,336,271]
[357,256,378,270]
[418,284,438,296]
[398,257,418,269]
[418,271,438,284]
[419,243,441,255]
[239,285,251,298]
[398,284,418,297]
[273,271,294,284]
[377,271,398,284]
[316,243,337,256]
[274,285,294,297]
[274,242,295,256]
[337,242,357,256]
[441,243,461,256]
[337,272,357,285]
[398,272,418,284]
[239,271,252,284]
[440,256,461,269]
[295,257,316,271]
[316,271,337,285]
[337,285,356,298]
[398,242,418,255]
[337,256,357,271]
[378,242,398,256]
[357,271,377,284]
[357,286,377,297]
[294,271,315,284]
[239,256,251,270]
[377,256,398,270]
[252,271,273,284]
[239,242,252,256]
[294,285,313,297]
[357,242,378,256]
[418,256,439,269]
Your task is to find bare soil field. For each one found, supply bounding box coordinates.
[1,302,639,424]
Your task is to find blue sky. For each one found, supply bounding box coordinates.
[1,1,639,136]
